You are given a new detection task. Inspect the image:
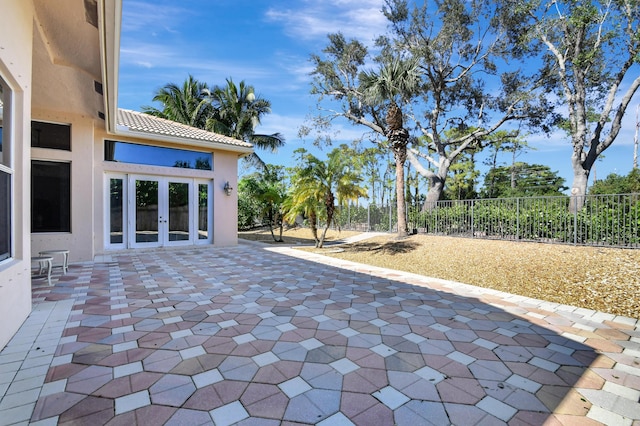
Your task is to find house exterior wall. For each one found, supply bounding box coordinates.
[30,109,96,263]
[0,0,34,349]
[0,0,243,350]
[211,150,240,247]
[92,130,241,259]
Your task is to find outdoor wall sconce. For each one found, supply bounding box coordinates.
[223,181,233,196]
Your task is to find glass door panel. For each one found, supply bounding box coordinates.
[168,181,190,242]
[135,179,159,243]
[109,178,124,244]
[110,175,211,249]
[198,183,209,241]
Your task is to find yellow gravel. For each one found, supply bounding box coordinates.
[239,229,640,319]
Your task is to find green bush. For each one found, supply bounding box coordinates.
[408,194,639,247]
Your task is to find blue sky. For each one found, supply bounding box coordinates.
[117,0,639,194]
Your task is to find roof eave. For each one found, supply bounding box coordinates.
[98,0,122,134]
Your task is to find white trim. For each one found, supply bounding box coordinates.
[105,174,213,250]
[98,0,122,134]
[105,173,127,250]
[165,176,195,247]
[195,179,213,245]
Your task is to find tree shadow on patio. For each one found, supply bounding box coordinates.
[339,239,420,255]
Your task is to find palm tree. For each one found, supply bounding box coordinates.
[359,57,421,237]
[285,148,366,248]
[207,78,285,169]
[142,75,216,128]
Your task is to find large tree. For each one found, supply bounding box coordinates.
[381,0,550,207]
[143,76,284,171]
[482,131,531,198]
[589,168,640,195]
[358,146,386,205]
[308,34,422,237]
[142,75,216,128]
[238,166,288,241]
[481,162,568,197]
[500,0,640,210]
[207,78,285,169]
[285,148,366,248]
[360,57,421,236]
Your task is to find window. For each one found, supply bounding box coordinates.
[0,78,12,261]
[109,177,124,244]
[105,140,213,170]
[0,170,9,261]
[198,183,209,240]
[31,121,71,150]
[31,161,71,232]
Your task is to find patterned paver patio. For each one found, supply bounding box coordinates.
[1,241,639,425]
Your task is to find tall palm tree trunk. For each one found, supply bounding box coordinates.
[309,210,319,246]
[387,103,409,237]
[390,132,409,237]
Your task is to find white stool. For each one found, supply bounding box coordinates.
[39,249,70,274]
[32,256,53,286]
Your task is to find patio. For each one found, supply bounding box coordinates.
[1,241,639,425]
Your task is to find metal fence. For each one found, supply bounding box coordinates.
[334,193,640,248]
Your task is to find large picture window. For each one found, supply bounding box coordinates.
[0,78,12,261]
[105,140,212,170]
[31,161,71,233]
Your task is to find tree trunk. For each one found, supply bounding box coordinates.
[423,178,444,211]
[395,149,408,237]
[420,159,449,211]
[510,148,517,189]
[318,192,335,248]
[268,223,277,242]
[317,224,330,248]
[634,104,639,170]
[269,211,283,242]
[309,211,319,245]
[569,157,590,212]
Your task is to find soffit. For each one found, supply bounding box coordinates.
[31,0,104,119]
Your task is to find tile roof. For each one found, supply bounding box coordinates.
[116,109,253,150]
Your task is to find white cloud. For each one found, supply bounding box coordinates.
[264,0,388,46]
[120,41,271,80]
[260,113,305,140]
[121,1,192,33]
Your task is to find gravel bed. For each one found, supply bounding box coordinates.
[240,229,640,318]
[320,234,640,319]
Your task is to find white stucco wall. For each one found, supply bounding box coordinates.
[212,150,241,246]
[30,110,96,263]
[0,0,34,349]
[92,130,242,259]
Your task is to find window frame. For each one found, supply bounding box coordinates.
[31,120,71,151]
[105,173,127,250]
[104,140,213,171]
[31,159,72,233]
[0,75,13,263]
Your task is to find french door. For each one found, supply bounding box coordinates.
[106,174,212,249]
